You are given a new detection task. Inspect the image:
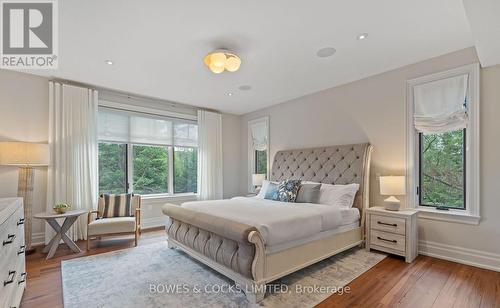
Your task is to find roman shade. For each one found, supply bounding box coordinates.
[413,74,469,133]
[250,120,268,151]
[98,108,197,147]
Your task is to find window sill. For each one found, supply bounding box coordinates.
[415,206,480,225]
[140,193,197,204]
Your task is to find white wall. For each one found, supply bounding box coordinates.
[0,69,243,242]
[239,47,500,270]
[0,69,49,243]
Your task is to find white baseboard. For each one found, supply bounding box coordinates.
[419,240,500,272]
[141,216,166,230]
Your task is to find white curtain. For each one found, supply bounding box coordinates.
[413,74,469,133]
[46,82,98,242]
[197,110,223,200]
[250,120,268,151]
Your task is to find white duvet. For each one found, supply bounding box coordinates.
[181,197,343,246]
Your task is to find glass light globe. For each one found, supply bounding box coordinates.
[210,52,226,68]
[225,55,241,72]
[209,62,225,74]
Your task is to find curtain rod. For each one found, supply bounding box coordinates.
[50,78,222,115]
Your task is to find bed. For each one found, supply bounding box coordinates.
[162,143,373,303]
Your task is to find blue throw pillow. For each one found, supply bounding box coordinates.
[276,179,302,202]
[264,182,279,200]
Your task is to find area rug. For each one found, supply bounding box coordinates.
[62,241,386,308]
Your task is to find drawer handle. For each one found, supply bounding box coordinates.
[377,221,397,227]
[18,245,26,255]
[377,236,397,244]
[3,234,15,246]
[17,218,25,225]
[4,270,16,286]
[18,272,26,284]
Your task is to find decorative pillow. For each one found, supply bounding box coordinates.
[317,183,360,207]
[296,184,321,203]
[264,182,279,200]
[256,180,277,199]
[276,180,302,202]
[101,193,133,218]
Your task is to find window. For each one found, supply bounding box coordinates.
[98,107,198,196]
[248,117,269,192]
[419,129,465,209]
[255,150,267,175]
[133,145,168,195]
[406,64,480,224]
[174,146,197,193]
[98,143,127,194]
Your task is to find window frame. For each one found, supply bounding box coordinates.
[97,102,198,197]
[406,63,480,225]
[248,116,270,192]
[418,129,466,210]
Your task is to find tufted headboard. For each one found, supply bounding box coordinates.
[270,143,373,229]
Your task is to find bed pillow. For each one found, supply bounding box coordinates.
[296,184,321,203]
[276,179,302,202]
[318,183,360,208]
[256,180,278,198]
[264,182,279,200]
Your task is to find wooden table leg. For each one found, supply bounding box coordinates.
[60,216,81,253]
[44,216,82,259]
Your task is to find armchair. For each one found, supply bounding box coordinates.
[87,194,141,250]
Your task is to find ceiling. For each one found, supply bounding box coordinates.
[463,0,500,67]
[26,0,476,114]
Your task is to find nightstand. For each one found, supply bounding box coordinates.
[366,206,418,263]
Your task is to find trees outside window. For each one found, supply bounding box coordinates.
[419,129,465,209]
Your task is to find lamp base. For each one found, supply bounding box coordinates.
[384,196,401,211]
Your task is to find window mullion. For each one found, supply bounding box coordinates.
[168,146,174,194]
[127,144,133,193]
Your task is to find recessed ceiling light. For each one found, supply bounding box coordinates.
[105,60,114,65]
[227,92,233,96]
[316,47,336,58]
[357,33,368,40]
[238,85,252,91]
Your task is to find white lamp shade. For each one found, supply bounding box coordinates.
[0,142,50,167]
[379,176,405,196]
[252,174,266,186]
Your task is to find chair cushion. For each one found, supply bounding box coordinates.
[88,217,136,236]
[101,194,133,218]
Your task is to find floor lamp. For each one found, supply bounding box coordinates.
[0,142,49,254]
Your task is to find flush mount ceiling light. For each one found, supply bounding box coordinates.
[105,60,114,65]
[357,33,368,40]
[204,50,241,74]
[316,47,336,58]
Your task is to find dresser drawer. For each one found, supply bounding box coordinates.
[370,214,406,235]
[370,230,406,253]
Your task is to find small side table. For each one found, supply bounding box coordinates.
[34,210,87,259]
[366,206,418,263]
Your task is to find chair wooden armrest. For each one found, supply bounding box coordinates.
[135,208,141,234]
[88,210,100,224]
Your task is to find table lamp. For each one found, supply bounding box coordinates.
[0,142,50,253]
[252,174,266,193]
[379,176,405,211]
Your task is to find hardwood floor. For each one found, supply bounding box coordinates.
[21,229,500,308]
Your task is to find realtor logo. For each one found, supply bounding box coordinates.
[1,0,58,68]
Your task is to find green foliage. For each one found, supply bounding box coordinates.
[133,145,168,194]
[255,150,267,175]
[99,143,198,195]
[99,143,127,194]
[421,129,464,208]
[174,147,197,193]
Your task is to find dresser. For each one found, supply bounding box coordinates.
[366,206,418,263]
[0,198,26,308]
